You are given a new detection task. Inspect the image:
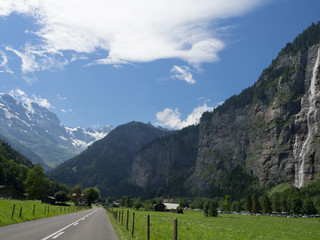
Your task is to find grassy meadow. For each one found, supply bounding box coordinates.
[106,208,320,240]
[0,199,89,226]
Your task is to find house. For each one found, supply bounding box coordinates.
[75,197,87,206]
[154,203,166,212]
[42,196,56,205]
[0,185,26,200]
[163,203,180,211]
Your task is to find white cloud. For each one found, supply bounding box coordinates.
[9,89,52,110]
[156,102,215,129]
[0,0,268,71]
[22,76,38,84]
[61,109,72,113]
[0,51,13,74]
[57,94,66,101]
[170,65,196,84]
[6,45,68,74]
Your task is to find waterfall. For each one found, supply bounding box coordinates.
[294,47,320,188]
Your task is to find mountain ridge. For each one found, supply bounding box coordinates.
[0,93,114,170]
[48,121,173,198]
[35,22,320,199]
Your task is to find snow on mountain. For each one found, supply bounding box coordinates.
[0,93,114,170]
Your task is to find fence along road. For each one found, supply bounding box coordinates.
[0,206,119,240]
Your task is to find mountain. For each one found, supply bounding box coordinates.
[0,93,114,170]
[49,22,320,200]
[0,139,34,192]
[128,22,320,197]
[48,122,173,198]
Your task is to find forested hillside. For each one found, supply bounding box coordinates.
[0,140,33,192]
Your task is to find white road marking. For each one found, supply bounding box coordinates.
[41,209,98,240]
[52,232,64,239]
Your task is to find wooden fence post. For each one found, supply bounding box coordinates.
[147,215,150,240]
[121,210,124,225]
[33,204,35,215]
[131,212,135,238]
[126,210,129,230]
[19,207,23,218]
[11,204,15,218]
[173,218,178,240]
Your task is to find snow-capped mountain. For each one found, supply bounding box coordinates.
[0,93,114,170]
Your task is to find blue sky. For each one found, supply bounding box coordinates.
[0,0,319,129]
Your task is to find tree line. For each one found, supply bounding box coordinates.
[0,140,100,206]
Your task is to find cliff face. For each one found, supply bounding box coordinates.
[188,43,320,192]
[129,126,199,197]
[128,23,320,196]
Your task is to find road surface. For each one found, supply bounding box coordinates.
[0,206,119,240]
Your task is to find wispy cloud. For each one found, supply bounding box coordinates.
[155,102,215,129]
[61,109,72,113]
[57,94,67,101]
[0,51,13,74]
[170,65,196,84]
[0,0,268,71]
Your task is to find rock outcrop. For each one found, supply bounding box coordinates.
[128,23,320,196]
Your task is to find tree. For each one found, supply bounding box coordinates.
[120,196,133,208]
[245,195,252,212]
[271,192,281,213]
[133,198,143,210]
[287,188,302,214]
[55,191,70,204]
[280,192,289,212]
[262,195,272,214]
[302,198,317,215]
[251,193,261,213]
[24,164,46,200]
[84,187,100,206]
[203,201,209,217]
[0,162,6,184]
[179,198,189,208]
[208,200,218,217]
[223,195,231,212]
[72,184,82,195]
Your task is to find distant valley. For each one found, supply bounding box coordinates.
[0,93,114,170]
[49,22,320,199]
[2,22,320,201]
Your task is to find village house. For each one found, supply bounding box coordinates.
[41,196,56,205]
[0,185,26,200]
[153,203,166,212]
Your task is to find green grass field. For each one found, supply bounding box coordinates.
[0,199,89,226]
[106,208,320,240]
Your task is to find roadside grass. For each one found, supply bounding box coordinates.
[106,208,320,240]
[0,199,90,226]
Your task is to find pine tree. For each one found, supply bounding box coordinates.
[251,193,261,213]
[302,198,317,215]
[203,202,209,217]
[262,195,272,214]
[271,192,281,213]
[245,195,252,212]
[209,200,218,217]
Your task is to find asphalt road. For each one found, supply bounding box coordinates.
[0,206,120,240]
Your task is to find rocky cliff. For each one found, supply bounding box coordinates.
[129,22,320,196]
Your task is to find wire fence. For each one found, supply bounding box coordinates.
[106,208,178,240]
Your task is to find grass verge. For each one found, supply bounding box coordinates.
[0,199,90,226]
[106,208,320,240]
